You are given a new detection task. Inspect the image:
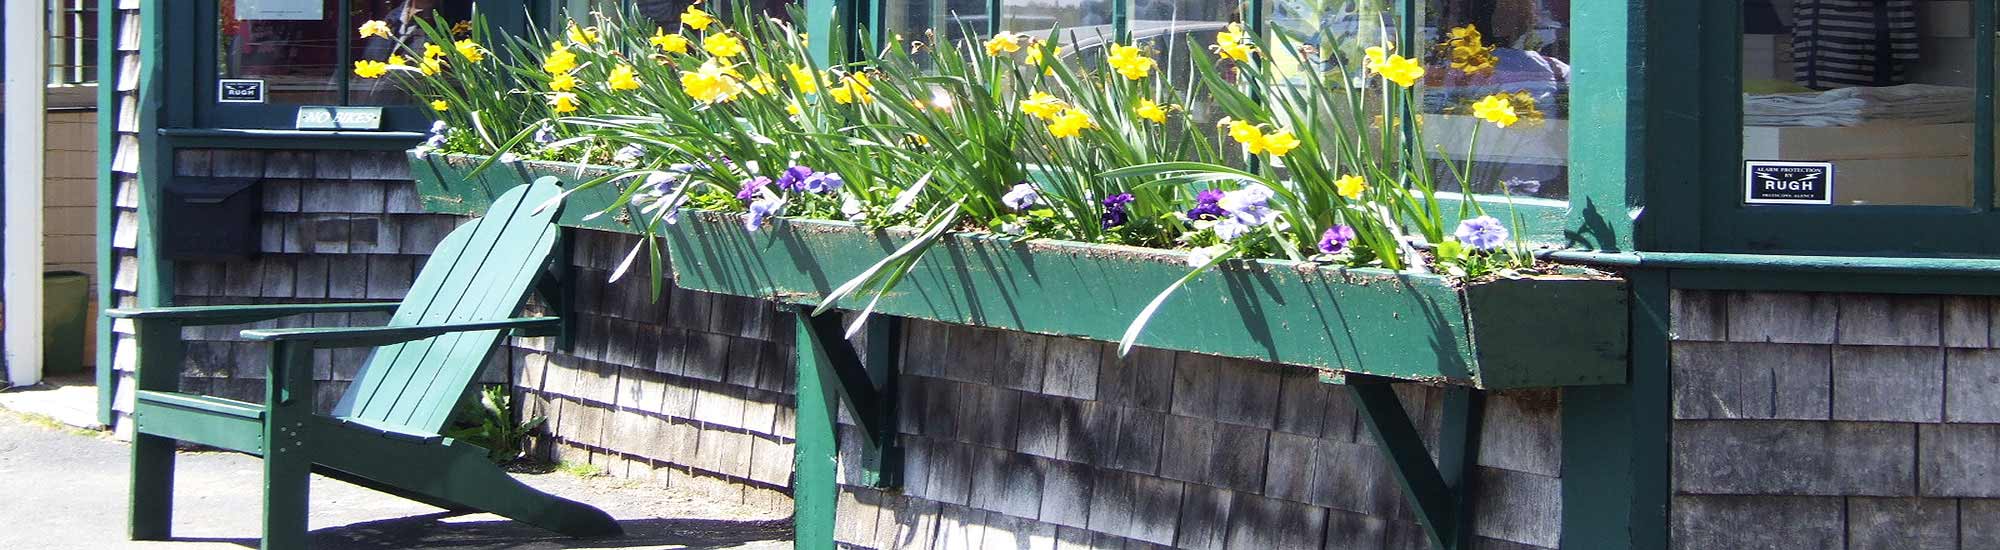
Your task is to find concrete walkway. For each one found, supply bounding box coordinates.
[0,407,793,549]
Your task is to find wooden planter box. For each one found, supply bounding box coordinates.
[411,152,1629,389]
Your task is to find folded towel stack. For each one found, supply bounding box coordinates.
[1744,84,1973,127]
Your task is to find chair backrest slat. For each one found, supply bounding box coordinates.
[331,179,564,435]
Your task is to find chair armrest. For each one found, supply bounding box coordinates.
[105,302,401,325]
[240,317,562,348]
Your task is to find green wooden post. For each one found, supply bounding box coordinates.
[1559,270,1670,550]
[792,307,841,550]
[1347,379,1482,550]
[856,317,901,488]
[260,341,315,550]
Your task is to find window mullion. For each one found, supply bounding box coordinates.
[1976,0,1994,211]
[337,0,352,105]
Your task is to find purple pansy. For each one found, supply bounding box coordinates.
[802,172,844,194]
[1218,183,1278,227]
[1002,183,1040,211]
[1318,224,1356,254]
[1101,193,1135,229]
[743,197,785,231]
[1454,215,1510,250]
[1186,188,1226,221]
[776,165,815,191]
[737,176,773,201]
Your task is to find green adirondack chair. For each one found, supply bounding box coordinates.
[106,178,621,549]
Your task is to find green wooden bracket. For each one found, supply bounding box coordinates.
[791,306,903,550]
[1344,378,1484,550]
[529,229,576,352]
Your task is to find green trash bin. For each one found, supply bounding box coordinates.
[40,271,90,376]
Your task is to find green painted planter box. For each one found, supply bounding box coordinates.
[411,152,1629,389]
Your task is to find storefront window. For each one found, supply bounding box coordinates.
[881,0,988,43]
[215,0,475,110]
[1738,1,1978,207]
[1419,0,1570,200]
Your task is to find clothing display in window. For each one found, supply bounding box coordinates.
[1743,83,1973,127]
[1791,0,1921,89]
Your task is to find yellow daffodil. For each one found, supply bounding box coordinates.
[1048,108,1096,138]
[1261,130,1300,156]
[682,6,715,31]
[1363,45,1391,73]
[1224,117,1263,146]
[1106,44,1155,80]
[549,91,580,113]
[567,22,600,45]
[543,43,578,75]
[703,33,745,58]
[430,100,450,112]
[746,73,777,95]
[1024,43,1060,74]
[1019,91,1067,121]
[1471,94,1518,128]
[608,64,642,91]
[358,20,391,39]
[352,60,389,78]
[549,72,578,91]
[1336,175,1368,199]
[785,100,802,117]
[984,32,1023,56]
[455,39,487,62]
[424,43,444,59]
[651,28,690,53]
[680,60,746,103]
[829,73,875,104]
[1135,99,1167,124]
[788,63,819,94]
[386,54,409,68]
[1378,54,1424,88]
[1211,23,1258,62]
[420,44,446,75]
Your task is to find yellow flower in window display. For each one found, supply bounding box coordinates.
[549,72,579,91]
[787,64,819,94]
[430,100,449,112]
[543,43,579,75]
[680,60,746,103]
[549,91,581,113]
[1442,25,1497,75]
[1471,94,1518,128]
[1260,130,1300,156]
[1335,174,1368,200]
[651,28,691,54]
[1508,90,1545,125]
[1211,23,1258,62]
[358,20,391,39]
[1106,44,1155,80]
[454,39,487,62]
[352,60,389,78]
[1377,54,1424,88]
[703,33,745,58]
[567,22,600,46]
[985,32,1024,57]
[450,20,473,38]
[681,6,715,31]
[1134,99,1167,124]
[608,65,642,91]
[1048,108,1096,138]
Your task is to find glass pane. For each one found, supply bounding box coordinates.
[1741,0,1976,207]
[1000,0,1112,32]
[219,0,343,104]
[1417,0,1571,201]
[1126,0,1240,125]
[883,0,990,43]
[347,0,476,105]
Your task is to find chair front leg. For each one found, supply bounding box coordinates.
[129,432,177,540]
[261,341,316,549]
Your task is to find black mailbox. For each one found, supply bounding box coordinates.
[162,176,262,260]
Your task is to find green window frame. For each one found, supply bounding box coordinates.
[806,0,1622,250]
[1693,1,1999,257]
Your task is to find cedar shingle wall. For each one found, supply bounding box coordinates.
[106,0,143,431]
[1671,290,2000,548]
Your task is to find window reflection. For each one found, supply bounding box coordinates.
[220,0,344,104]
[1740,0,1976,207]
[1419,0,1570,200]
[883,0,989,43]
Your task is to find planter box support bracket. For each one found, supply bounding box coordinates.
[791,307,903,549]
[1347,381,1485,550]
